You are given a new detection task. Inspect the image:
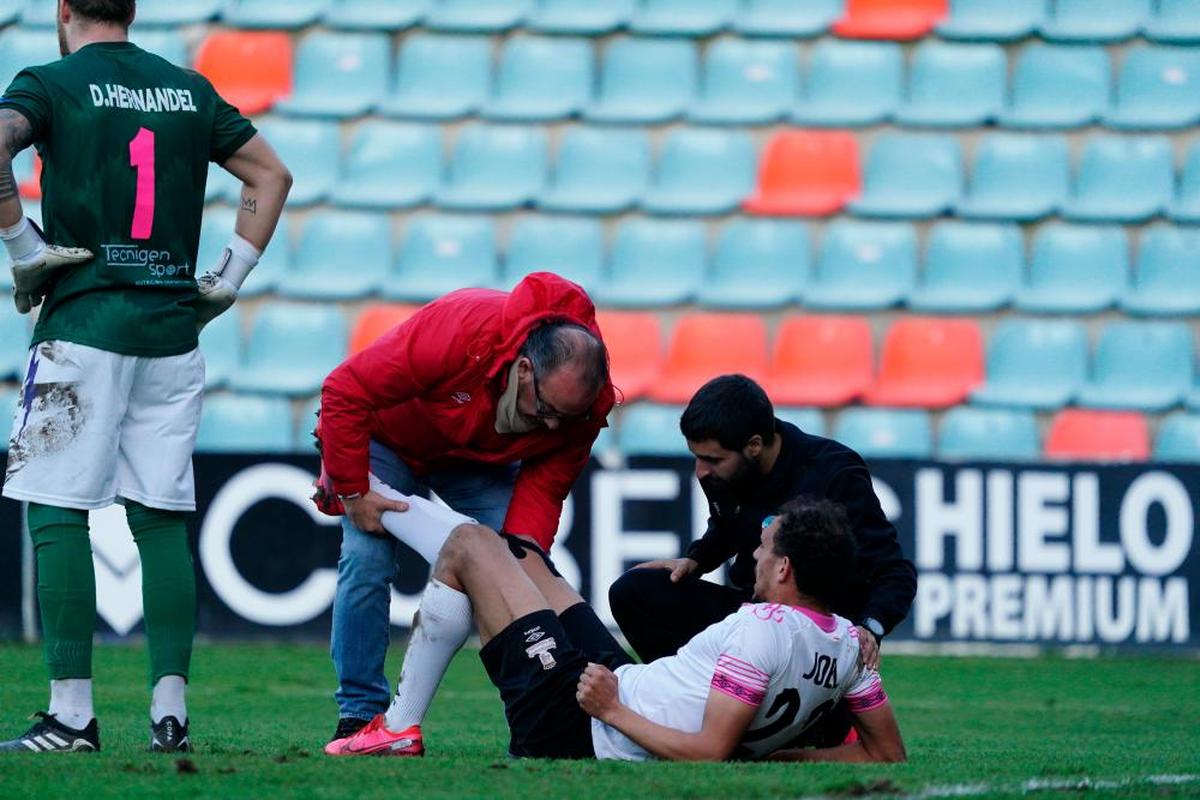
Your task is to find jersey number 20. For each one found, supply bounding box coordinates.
[128,127,156,240]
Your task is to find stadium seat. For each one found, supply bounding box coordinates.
[1045,409,1149,461]
[482,36,593,122]
[331,122,441,210]
[18,152,40,200]
[435,124,548,211]
[377,34,492,120]
[585,38,698,124]
[10,149,34,199]
[743,130,861,216]
[734,0,842,37]
[425,0,532,32]
[349,303,420,354]
[617,404,689,457]
[1076,322,1193,411]
[688,38,799,125]
[936,0,1044,41]
[130,30,189,66]
[791,41,902,127]
[205,161,238,204]
[295,395,323,454]
[833,0,947,40]
[1104,46,1200,130]
[1015,224,1129,314]
[862,317,984,408]
[1144,0,1200,43]
[804,221,917,310]
[595,311,662,402]
[641,128,757,216]
[252,119,339,207]
[1040,0,1151,42]
[894,42,1006,127]
[223,0,330,28]
[764,315,873,407]
[628,0,737,36]
[907,222,1023,313]
[695,219,810,309]
[0,304,29,381]
[0,28,59,89]
[849,133,962,219]
[324,0,429,29]
[228,303,348,396]
[0,388,16,452]
[0,0,21,25]
[279,211,393,301]
[833,408,933,460]
[501,216,605,292]
[18,0,56,26]
[1123,226,1200,316]
[526,0,634,34]
[198,305,242,390]
[1171,141,1200,222]
[196,394,296,453]
[776,407,826,437]
[1154,412,1200,461]
[384,214,498,302]
[1060,136,1174,223]
[592,219,706,308]
[971,319,1088,410]
[938,407,1040,462]
[135,0,222,25]
[648,314,768,404]
[197,209,290,297]
[194,31,292,115]
[956,134,1070,221]
[999,44,1110,130]
[275,32,390,118]
[538,127,651,214]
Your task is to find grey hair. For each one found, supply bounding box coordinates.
[520,321,609,396]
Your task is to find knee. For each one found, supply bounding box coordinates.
[608,568,664,619]
[436,523,498,577]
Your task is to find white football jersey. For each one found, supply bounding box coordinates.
[591,603,888,761]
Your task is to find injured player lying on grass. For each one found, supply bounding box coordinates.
[327,486,906,762]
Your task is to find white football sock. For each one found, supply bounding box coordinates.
[384,579,473,732]
[370,474,475,562]
[48,679,94,730]
[150,675,187,724]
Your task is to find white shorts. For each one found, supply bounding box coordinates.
[2,340,205,512]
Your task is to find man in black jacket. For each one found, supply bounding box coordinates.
[610,375,917,679]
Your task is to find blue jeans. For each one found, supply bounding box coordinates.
[330,440,516,720]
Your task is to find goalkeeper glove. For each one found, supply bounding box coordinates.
[195,233,260,332]
[2,217,93,314]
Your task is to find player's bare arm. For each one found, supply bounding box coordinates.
[768,702,906,763]
[0,108,36,224]
[578,665,759,761]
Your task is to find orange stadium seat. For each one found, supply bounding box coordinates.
[194,31,293,115]
[1045,409,1150,462]
[764,315,873,408]
[648,313,768,404]
[596,310,662,403]
[19,153,41,200]
[863,317,983,408]
[743,130,860,217]
[349,303,420,355]
[833,0,948,40]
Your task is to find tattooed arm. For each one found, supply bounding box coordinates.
[0,108,36,228]
[220,133,292,251]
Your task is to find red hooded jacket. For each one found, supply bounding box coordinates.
[318,273,614,550]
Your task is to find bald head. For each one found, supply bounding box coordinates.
[521,322,609,399]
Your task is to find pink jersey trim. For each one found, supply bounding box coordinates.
[711,673,766,707]
[791,605,837,633]
[846,675,889,714]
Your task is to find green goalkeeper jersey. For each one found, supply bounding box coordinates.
[0,41,255,357]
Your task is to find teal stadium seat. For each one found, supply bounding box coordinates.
[641,128,756,216]
[938,407,1039,461]
[734,0,842,37]
[130,30,189,66]
[331,122,441,209]
[253,119,340,207]
[894,42,1006,128]
[695,219,809,310]
[135,0,221,25]
[791,40,902,126]
[1076,322,1194,412]
[378,34,492,120]
[0,1,24,25]
[1000,44,1110,130]
[688,38,799,125]
[1105,46,1200,130]
[585,38,698,124]
[1123,226,1200,316]
[525,0,634,34]
[1154,412,1200,461]
[222,0,330,29]
[1040,0,1150,42]
[1061,136,1173,223]
[0,304,29,381]
[323,0,429,30]
[198,305,241,390]
[1015,224,1129,313]
[849,133,962,219]
[0,28,59,88]
[384,214,497,302]
[435,124,547,211]
[775,407,826,437]
[196,394,296,453]
[205,161,239,204]
[501,215,604,292]
[424,0,532,32]
[592,219,705,308]
[1171,141,1200,222]
[907,222,1022,313]
[0,389,17,452]
[628,0,737,37]
[197,208,290,296]
[616,404,689,457]
[956,134,1069,221]
[833,408,933,460]
[539,127,651,214]
[804,221,917,311]
[482,36,594,122]
[1144,0,1200,43]
[275,31,390,118]
[228,303,348,396]
[936,0,1044,41]
[279,211,392,301]
[971,319,1088,410]
[19,0,56,26]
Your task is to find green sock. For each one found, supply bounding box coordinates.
[125,502,196,686]
[27,503,95,680]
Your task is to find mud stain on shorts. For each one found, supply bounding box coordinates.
[4,356,87,481]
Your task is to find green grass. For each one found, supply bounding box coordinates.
[0,644,1196,799]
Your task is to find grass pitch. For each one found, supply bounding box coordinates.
[0,643,1196,799]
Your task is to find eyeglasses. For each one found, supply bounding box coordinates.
[530,365,568,420]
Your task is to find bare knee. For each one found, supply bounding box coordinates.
[433,523,498,584]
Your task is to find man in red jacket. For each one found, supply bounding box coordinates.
[316,272,614,755]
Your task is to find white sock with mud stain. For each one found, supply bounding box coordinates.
[151,675,187,724]
[48,678,94,730]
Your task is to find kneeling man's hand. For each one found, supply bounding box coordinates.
[343,490,409,535]
[577,663,619,721]
[632,557,699,583]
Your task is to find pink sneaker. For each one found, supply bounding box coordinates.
[324,715,424,757]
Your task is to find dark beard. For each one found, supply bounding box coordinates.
[57,20,69,56]
[699,455,757,500]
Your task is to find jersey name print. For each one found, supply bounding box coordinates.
[88,83,200,113]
